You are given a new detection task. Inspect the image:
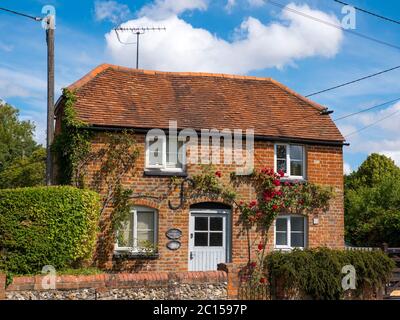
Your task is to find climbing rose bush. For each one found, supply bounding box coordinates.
[185,165,334,286]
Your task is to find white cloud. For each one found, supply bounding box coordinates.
[139,0,208,19]
[0,41,13,52]
[94,0,130,24]
[379,151,400,167]
[225,0,236,13]
[0,67,47,144]
[0,67,47,99]
[248,0,265,7]
[344,162,352,175]
[105,2,343,73]
[337,123,357,137]
[341,101,400,169]
[356,102,400,133]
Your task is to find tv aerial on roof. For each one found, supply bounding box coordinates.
[114,26,166,69]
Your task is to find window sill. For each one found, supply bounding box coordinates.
[144,169,187,177]
[280,177,307,184]
[274,247,304,252]
[113,251,160,260]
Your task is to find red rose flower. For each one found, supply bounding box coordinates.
[259,277,267,284]
[261,167,268,174]
[258,243,264,251]
[273,179,281,186]
[262,168,274,176]
[263,190,272,201]
[250,261,257,268]
[249,200,257,208]
[272,204,279,211]
[278,169,285,177]
[215,171,222,178]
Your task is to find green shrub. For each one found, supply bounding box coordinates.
[0,186,100,275]
[265,248,395,300]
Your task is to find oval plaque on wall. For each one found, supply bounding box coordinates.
[166,240,181,251]
[166,228,182,240]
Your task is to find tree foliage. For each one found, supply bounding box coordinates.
[345,153,400,246]
[0,148,45,189]
[345,177,400,246]
[345,153,400,189]
[0,103,45,188]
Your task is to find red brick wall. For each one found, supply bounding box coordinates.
[78,132,344,272]
[3,271,226,292]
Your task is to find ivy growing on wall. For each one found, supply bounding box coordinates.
[52,90,140,265]
[52,89,92,186]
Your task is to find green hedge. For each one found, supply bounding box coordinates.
[0,186,100,275]
[265,248,395,300]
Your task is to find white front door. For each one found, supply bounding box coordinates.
[188,209,230,271]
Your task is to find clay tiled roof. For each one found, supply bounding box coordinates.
[62,64,344,143]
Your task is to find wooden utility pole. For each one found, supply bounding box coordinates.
[0,6,55,185]
[46,15,55,185]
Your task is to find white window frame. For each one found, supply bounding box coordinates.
[114,206,158,253]
[145,135,186,172]
[274,215,307,250]
[274,143,306,179]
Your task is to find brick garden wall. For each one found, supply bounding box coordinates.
[72,132,344,272]
[1,271,227,300]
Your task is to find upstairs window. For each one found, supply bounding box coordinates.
[274,144,305,179]
[146,135,185,172]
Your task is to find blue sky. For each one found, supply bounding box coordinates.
[0,0,399,173]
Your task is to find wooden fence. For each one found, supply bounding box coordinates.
[345,244,400,298]
[383,245,400,299]
[238,283,270,300]
[345,246,381,252]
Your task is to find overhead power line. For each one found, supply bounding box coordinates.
[345,108,400,138]
[306,65,400,97]
[334,98,400,121]
[267,0,400,51]
[0,7,42,21]
[267,97,400,141]
[1,6,55,185]
[333,0,400,25]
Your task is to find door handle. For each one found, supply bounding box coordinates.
[190,252,194,260]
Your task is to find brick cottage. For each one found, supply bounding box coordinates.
[54,64,345,273]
